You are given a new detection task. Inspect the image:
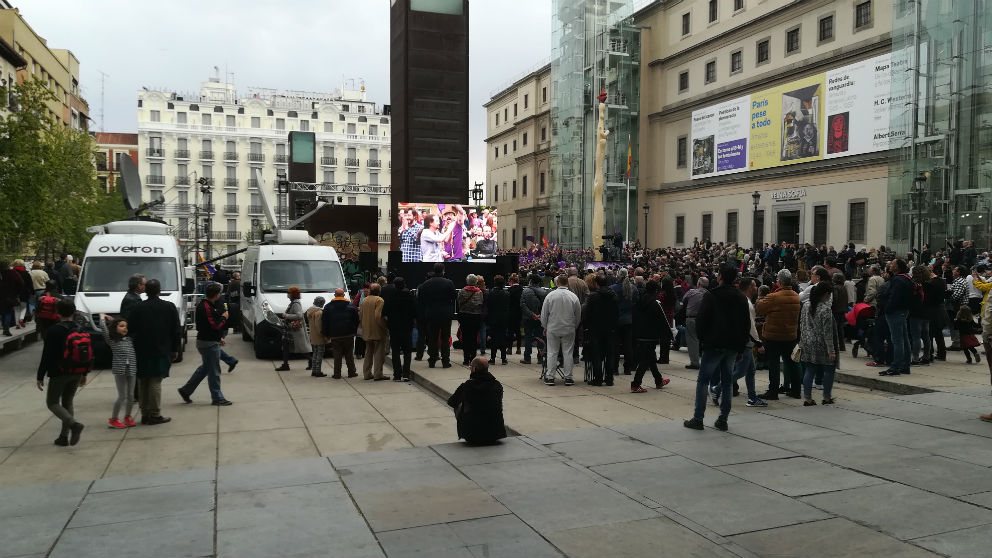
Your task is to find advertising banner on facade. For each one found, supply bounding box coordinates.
[690,53,895,179]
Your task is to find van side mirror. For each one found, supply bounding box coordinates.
[243,282,256,298]
[182,278,195,294]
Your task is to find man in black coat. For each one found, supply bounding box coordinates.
[583,275,620,386]
[382,277,417,381]
[321,288,360,378]
[127,279,180,425]
[446,357,506,445]
[416,262,456,368]
[685,263,750,432]
[120,274,145,320]
[486,275,511,365]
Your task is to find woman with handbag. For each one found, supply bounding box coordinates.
[276,286,311,372]
[799,282,838,406]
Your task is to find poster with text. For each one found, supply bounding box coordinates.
[747,73,826,171]
[824,53,901,158]
[689,95,750,179]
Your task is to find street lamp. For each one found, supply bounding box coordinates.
[752,190,761,250]
[555,214,561,246]
[470,181,484,206]
[911,171,928,252]
[642,203,650,249]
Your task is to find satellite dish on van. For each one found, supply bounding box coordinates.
[252,168,278,229]
[119,156,163,217]
[119,155,143,216]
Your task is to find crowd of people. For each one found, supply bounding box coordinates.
[0,255,80,336]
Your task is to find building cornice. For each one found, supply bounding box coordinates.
[514,146,550,165]
[646,151,892,195]
[484,62,552,108]
[483,108,550,144]
[648,37,891,122]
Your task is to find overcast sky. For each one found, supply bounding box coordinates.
[13,0,552,186]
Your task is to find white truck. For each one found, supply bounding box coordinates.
[74,219,195,361]
[239,230,347,358]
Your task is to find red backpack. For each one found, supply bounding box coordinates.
[36,294,59,321]
[61,327,94,374]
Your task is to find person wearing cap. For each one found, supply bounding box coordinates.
[306,296,328,377]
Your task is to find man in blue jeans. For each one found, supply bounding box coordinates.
[178,283,233,406]
[712,277,765,407]
[879,259,914,376]
[685,264,751,431]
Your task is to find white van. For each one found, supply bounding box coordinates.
[240,230,347,358]
[75,220,195,360]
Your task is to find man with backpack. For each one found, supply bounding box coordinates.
[36,298,90,446]
[34,280,61,339]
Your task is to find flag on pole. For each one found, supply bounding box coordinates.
[626,140,632,179]
[542,237,548,248]
[196,251,215,276]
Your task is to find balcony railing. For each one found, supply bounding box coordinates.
[274,154,288,163]
[345,157,360,167]
[176,176,190,186]
[367,159,381,168]
[224,178,238,188]
[173,203,191,213]
[201,204,215,213]
[224,204,239,214]
[223,152,238,161]
[248,205,263,215]
[175,149,191,159]
[248,179,259,189]
[221,231,241,240]
[377,233,391,243]
[321,156,337,165]
[145,175,165,185]
[200,151,214,160]
[247,153,265,162]
[145,147,165,158]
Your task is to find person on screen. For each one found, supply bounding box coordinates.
[476,226,497,255]
[420,215,453,263]
[444,207,467,262]
[399,209,423,263]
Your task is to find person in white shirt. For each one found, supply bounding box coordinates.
[419,215,452,263]
[800,266,830,303]
[540,275,582,385]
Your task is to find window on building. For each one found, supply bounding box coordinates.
[276,118,285,130]
[734,0,744,11]
[726,211,738,244]
[522,175,528,197]
[250,141,261,155]
[524,94,528,108]
[848,201,866,243]
[496,113,500,126]
[522,132,528,146]
[348,197,357,206]
[276,144,286,157]
[818,15,834,42]
[251,116,260,128]
[855,1,872,29]
[813,205,828,246]
[370,172,379,186]
[542,86,547,103]
[512,180,517,199]
[702,213,713,240]
[512,228,516,247]
[504,107,508,121]
[677,136,688,168]
[682,12,691,35]
[786,27,801,54]
[503,144,507,155]
[202,113,211,126]
[323,144,334,157]
[503,182,507,200]
[178,191,188,205]
[348,171,357,185]
[708,0,718,22]
[679,71,689,92]
[757,38,770,63]
[753,209,764,247]
[149,162,162,178]
[226,115,235,127]
[540,172,546,194]
[202,164,212,178]
[226,166,236,179]
[369,124,378,135]
[513,103,517,117]
[705,60,717,84]
[347,123,356,135]
[512,140,517,151]
[370,196,378,207]
[494,185,498,202]
[730,50,743,74]
[494,147,499,159]
[177,112,187,124]
[299,120,309,131]
[541,127,547,141]
[150,110,160,122]
[522,227,528,245]
[676,216,685,245]
[324,121,333,133]
[202,139,212,152]
[323,170,334,183]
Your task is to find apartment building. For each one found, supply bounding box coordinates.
[92,132,138,193]
[0,6,89,129]
[137,77,391,266]
[0,36,24,116]
[484,64,553,249]
[635,0,892,249]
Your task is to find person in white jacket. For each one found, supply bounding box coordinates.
[540,275,582,385]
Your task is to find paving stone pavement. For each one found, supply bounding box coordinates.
[2,336,992,557]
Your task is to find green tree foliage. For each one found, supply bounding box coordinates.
[0,79,126,259]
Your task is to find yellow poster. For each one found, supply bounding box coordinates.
[748,73,827,171]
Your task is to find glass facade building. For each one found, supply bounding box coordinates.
[550,0,640,249]
[887,0,992,253]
